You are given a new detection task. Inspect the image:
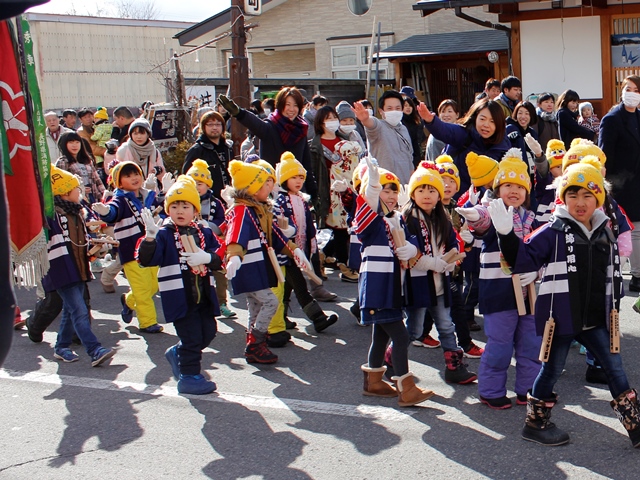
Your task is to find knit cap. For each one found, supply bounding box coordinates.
[128,117,152,136]
[51,164,80,196]
[276,151,306,185]
[563,139,606,171]
[579,102,593,116]
[409,161,445,200]
[435,154,460,191]
[361,164,400,193]
[229,159,270,195]
[545,138,566,170]
[336,101,356,120]
[110,161,143,189]
[245,154,276,182]
[94,107,108,121]
[493,148,531,193]
[465,151,500,187]
[186,159,213,188]
[164,175,201,213]
[558,155,605,207]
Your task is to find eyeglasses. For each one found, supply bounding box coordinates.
[205,123,223,128]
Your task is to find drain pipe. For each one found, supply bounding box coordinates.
[454,6,513,75]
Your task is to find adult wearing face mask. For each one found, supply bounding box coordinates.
[352,90,414,184]
[336,100,366,153]
[599,75,640,291]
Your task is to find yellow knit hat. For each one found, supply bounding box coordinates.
[562,139,606,172]
[360,167,401,194]
[94,107,108,120]
[545,139,566,170]
[164,175,201,213]
[51,164,80,196]
[493,148,531,193]
[435,154,460,191]
[276,151,307,185]
[186,159,213,188]
[110,161,143,189]
[409,161,445,200]
[465,151,500,187]
[229,159,270,195]
[558,155,605,207]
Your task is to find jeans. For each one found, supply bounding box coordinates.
[405,295,458,351]
[532,326,630,400]
[56,282,100,357]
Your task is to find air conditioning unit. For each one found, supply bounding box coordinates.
[245,0,262,15]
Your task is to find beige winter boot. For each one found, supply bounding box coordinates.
[391,372,435,407]
[361,364,398,397]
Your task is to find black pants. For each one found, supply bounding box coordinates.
[173,300,217,376]
[369,320,410,377]
[450,276,472,349]
[282,264,313,308]
[323,228,349,264]
[30,285,91,335]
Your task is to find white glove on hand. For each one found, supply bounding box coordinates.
[396,243,418,261]
[225,255,242,280]
[102,190,113,201]
[180,247,212,267]
[331,179,348,193]
[364,156,380,188]
[467,185,478,206]
[293,248,312,271]
[524,133,543,157]
[459,229,474,244]
[161,173,176,193]
[92,202,110,216]
[519,271,538,286]
[220,185,234,207]
[144,173,158,191]
[455,206,480,222]
[281,224,296,239]
[141,207,162,239]
[415,254,448,273]
[398,184,410,208]
[487,198,514,235]
[444,261,457,274]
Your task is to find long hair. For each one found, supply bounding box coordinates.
[402,197,450,250]
[313,105,338,136]
[58,131,93,164]
[460,98,506,145]
[557,89,580,110]
[402,97,421,125]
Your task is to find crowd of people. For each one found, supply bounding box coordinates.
[18,74,640,449]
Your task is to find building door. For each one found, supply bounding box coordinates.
[428,60,493,113]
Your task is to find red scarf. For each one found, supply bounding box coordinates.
[269,110,308,149]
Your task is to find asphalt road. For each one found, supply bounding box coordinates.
[2,266,640,479]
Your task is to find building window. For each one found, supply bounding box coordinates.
[332,46,358,68]
[331,42,388,79]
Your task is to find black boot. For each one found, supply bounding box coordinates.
[27,293,63,343]
[444,350,477,384]
[267,330,291,348]
[629,276,640,292]
[522,392,570,446]
[611,388,640,448]
[586,364,608,385]
[283,301,297,330]
[302,300,338,333]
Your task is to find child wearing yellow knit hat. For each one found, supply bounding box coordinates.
[562,138,606,172]
[533,139,566,224]
[402,161,478,384]
[137,174,224,395]
[466,152,499,189]
[44,165,116,366]
[225,158,312,364]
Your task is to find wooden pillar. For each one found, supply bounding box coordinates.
[600,14,613,111]
[229,0,250,159]
[511,21,521,78]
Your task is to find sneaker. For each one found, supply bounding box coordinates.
[338,263,359,283]
[140,324,164,333]
[91,347,116,367]
[245,342,278,364]
[464,343,484,359]
[412,335,441,348]
[101,282,116,294]
[177,374,216,395]
[480,395,512,410]
[219,303,237,318]
[284,318,297,330]
[90,259,105,273]
[54,348,80,363]
[165,345,180,380]
[120,293,133,324]
[516,394,528,405]
[579,345,587,355]
[349,303,361,322]
[468,320,481,331]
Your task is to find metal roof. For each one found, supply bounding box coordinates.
[378,29,509,59]
[412,0,535,12]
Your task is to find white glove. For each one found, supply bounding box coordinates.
[363,156,381,209]
[524,133,543,157]
[444,261,457,274]
[293,248,312,271]
[141,207,162,239]
[220,185,234,207]
[331,179,348,193]
[415,254,448,273]
[519,271,538,286]
[144,173,158,191]
[455,206,480,222]
[487,198,514,235]
[225,255,242,280]
[161,173,176,193]
[396,243,418,261]
[621,256,629,268]
[180,247,212,267]
[364,156,380,187]
[479,189,492,207]
[398,184,410,208]
[92,202,110,216]
[102,190,113,201]
[459,229,474,244]
[467,185,478,206]
[281,224,296,239]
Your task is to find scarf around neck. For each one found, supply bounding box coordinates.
[126,138,156,173]
[54,195,84,216]
[269,109,308,149]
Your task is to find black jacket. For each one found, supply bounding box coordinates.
[182,134,233,199]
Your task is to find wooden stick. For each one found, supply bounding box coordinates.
[610,308,620,353]
[181,234,206,275]
[527,282,537,315]
[88,245,103,256]
[267,247,286,283]
[86,220,105,227]
[539,317,556,362]
[441,248,458,264]
[90,237,119,246]
[303,265,323,285]
[512,275,526,316]
[390,227,408,268]
[152,206,163,217]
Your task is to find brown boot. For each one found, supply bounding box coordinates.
[361,364,397,397]
[391,372,435,407]
[611,388,640,448]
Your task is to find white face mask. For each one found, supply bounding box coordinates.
[622,90,640,109]
[264,108,271,115]
[366,108,374,117]
[383,110,403,127]
[339,124,357,134]
[324,120,340,132]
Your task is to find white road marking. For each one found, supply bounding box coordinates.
[0,368,414,422]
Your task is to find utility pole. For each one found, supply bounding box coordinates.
[229,0,251,158]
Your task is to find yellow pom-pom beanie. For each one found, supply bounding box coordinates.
[435,154,460,191]
[465,151,499,187]
[493,148,531,193]
[408,161,445,200]
[558,155,605,207]
[186,159,213,188]
[164,175,201,213]
[276,151,307,185]
[229,159,270,195]
[51,164,80,196]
